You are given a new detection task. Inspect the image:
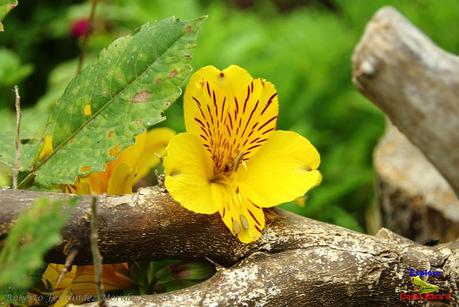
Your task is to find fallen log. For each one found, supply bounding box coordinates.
[1,187,458,306]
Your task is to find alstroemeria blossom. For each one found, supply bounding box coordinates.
[66,127,175,195]
[33,264,134,306]
[164,65,322,243]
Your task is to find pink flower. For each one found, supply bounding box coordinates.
[70,18,90,38]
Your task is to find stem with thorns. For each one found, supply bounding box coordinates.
[13,85,21,189]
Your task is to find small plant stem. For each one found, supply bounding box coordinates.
[55,248,79,288]
[77,0,98,74]
[13,85,21,189]
[90,195,106,306]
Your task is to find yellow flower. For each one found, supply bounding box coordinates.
[163,65,322,243]
[33,263,134,306]
[37,127,175,305]
[66,127,175,195]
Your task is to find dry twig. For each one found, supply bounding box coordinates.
[90,196,106,306]
[12,85,21,189]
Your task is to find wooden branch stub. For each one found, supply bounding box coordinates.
[352,6,459,196]
[375,124,459,243]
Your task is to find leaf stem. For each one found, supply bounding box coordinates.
[13,85,21,189]
[77,0,98,74]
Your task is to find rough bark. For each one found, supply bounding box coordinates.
[352,6,459,197]
[0,187,246,266]
[86,233,459,306]
[1,187,459,306]
[375,124,459,243]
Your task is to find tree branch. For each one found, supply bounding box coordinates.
[1,187,458,305]
[13,85,21,190]
[0,187,245,266]
[352,6,459,196]
[87,234,459,306]
[374,124,459,243]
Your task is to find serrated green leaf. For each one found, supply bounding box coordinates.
[32,16,204,186]
[0,197,77,301]
[0,0,17,32]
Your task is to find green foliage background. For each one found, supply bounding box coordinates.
[1,0,459,232]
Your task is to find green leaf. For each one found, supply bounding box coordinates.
[0,132,41,172]
[0,197,77,303]
[32,16,205,186]
[0,48,34,86]
[0,0,17,32]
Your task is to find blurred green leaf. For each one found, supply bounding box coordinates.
[31,16,205,186]
[0,0,17,32]
[0,48,33,86]
[0,197,77,304]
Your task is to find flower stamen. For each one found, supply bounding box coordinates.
[240,214,249,230]
[232,218,242,234]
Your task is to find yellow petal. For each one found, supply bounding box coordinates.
[184,65,253,119]
[131,127,176,182]
[53,288,74,307]
[41,263,78,293]
[234,197,266,243]
[39,264,134,305]
[69,264,134,296]
[107,163,134,195]
[164,133,217,214]
[184,65,278,173]
[241,130,322,207]
[212,181,265,243]
[67,128,175,195]
[110,131,147,172]
[111,128,175,185]
[69,172,108,195]
[35,264,78,306]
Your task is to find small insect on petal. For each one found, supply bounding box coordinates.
[240,214,249,230]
